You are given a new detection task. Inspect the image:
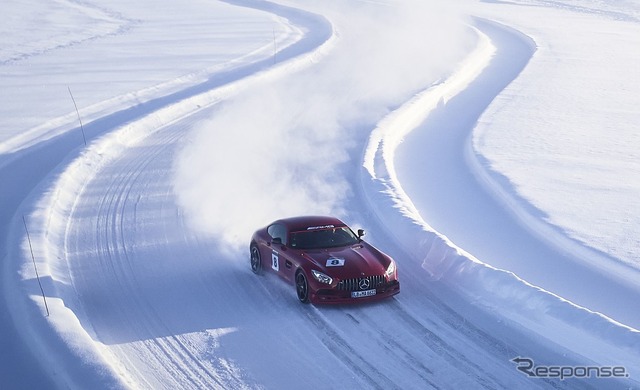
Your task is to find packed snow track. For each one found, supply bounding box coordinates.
[3,0,639,389]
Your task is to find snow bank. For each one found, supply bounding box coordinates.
[5,2,335,387]
[472,1,640,272]
[361,19,640,379]
[0,0,300,155]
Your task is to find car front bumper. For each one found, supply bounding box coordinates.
[310,280,400,304]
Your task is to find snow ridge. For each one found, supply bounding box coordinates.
[6,1,335,388]
[362,18,640,380]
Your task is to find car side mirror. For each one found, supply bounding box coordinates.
[272,237,283,245]
[357,229,366,239]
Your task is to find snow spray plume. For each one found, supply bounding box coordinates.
[173,0,471,250]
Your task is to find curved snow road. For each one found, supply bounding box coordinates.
[34,6,590,390]
[58,112,547,389]
[363,12,640,384]
[3,0,333,387]
[8,1,633,389]
[393,17,640,330]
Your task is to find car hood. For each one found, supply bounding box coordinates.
[301,244,387,278]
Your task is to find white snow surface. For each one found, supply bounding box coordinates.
[1,0,639,389]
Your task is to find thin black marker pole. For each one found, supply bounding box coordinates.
[22,215,50,317]
[68,86,87,146]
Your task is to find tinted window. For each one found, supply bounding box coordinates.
[290,227,359,249]
[267,224,287,244]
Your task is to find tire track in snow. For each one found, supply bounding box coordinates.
[386,301,572,390]
[302,299,544,390]
[302,307,400,390]
[385,303,502,389]
[67,120,254,389]
[250,263,532,388]
[68,129,216,388]
[305,305,441,390]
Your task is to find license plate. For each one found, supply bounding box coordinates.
[351,289,376,298]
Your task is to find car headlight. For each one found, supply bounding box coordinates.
[385,260,396,279]
[311,270,333,285]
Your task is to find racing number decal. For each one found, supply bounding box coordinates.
[272,251,279,271]
[326,257,345,267]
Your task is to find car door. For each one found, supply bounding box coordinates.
[266,223,295,282]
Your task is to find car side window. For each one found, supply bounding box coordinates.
[267,224,287,245]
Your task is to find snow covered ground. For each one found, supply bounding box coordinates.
[1,0,639,389]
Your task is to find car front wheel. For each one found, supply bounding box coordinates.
[295,270,310,304]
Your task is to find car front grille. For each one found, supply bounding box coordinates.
[337,275,385,291]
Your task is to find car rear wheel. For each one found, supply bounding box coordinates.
[295,270,310,303]
[250,244,262,275]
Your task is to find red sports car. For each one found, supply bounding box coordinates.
[250,216,400,304]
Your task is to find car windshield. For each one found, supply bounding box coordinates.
[290,226,359,249]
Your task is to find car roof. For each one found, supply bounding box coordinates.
[273,216,347,232]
